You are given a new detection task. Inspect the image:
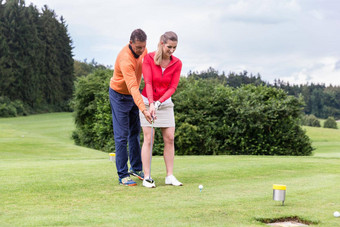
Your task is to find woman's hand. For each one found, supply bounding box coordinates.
[154,101,161,110]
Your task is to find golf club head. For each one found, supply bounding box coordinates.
[145,178,154,183]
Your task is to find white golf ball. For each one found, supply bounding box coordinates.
[198,185,203,190]
[334,211,340,217]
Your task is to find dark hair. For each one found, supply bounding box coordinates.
[130,29,147,43]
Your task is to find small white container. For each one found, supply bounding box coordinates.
[109,153,116,162]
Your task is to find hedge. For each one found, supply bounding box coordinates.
[72,72,313,156]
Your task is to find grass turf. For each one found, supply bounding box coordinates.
[0,113,339,226]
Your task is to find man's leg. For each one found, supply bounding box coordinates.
[109,88,130,179]
[129,103,143,172]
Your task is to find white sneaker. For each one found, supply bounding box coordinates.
[165,175,183,186]
[143,178,156,188]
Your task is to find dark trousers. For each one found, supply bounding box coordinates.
[109,87,142,179]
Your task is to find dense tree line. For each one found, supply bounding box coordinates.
[188,68,340,119]
[74,59,108,78]
[273,80,340,119]
[188,67,266,88]
[0,0,73,116]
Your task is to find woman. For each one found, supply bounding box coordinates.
[140,31,182,188]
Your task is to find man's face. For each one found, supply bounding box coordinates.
[130,39,146,56]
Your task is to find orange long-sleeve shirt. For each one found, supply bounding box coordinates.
[110,44,147,112]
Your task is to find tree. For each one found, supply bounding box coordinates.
[56,16,74,110]
[310,87,325,118]
[74,59,107,78]
[0,1,74,114]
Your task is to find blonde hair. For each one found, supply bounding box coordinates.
[154,31,178,66]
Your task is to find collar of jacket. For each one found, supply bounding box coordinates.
[129,44,140,59]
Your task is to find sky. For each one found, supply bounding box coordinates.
[27,0,340,85]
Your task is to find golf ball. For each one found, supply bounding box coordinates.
[334,211,340,217]
[198,185,203,190]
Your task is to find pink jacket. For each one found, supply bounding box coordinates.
[142,52,182,103]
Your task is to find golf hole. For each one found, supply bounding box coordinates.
[256,216,318,226]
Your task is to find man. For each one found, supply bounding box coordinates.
[109,29,152,186]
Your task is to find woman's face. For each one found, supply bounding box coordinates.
[162,40,177,58]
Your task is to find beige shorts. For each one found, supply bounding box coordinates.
[140,101,175,128]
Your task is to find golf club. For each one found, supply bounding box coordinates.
[145,117,155,184]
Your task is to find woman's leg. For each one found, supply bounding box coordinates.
[141,126,154,179]
[161,127,175,176]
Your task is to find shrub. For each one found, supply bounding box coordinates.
[173,79,313,156]
[72,75,313,156]
[0,96,28,117]
[0,103,17,117]
[323,117,338,129]
[301,114,321,127]
[72,69,115,152]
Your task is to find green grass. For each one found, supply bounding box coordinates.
[1,113,340,226]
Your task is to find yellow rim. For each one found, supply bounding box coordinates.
[109,153,116,157]
[273,184,286,190]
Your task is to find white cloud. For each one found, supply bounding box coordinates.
[280,57,340,85]
[309,10,324,20]
[28,0,340,85]
[335,61,340,71]
[218,0,300,24]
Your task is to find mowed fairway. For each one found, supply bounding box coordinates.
[1,113,339,226]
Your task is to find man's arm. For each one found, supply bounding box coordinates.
[120,60,152,123]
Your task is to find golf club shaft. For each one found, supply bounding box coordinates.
[149,119,153,180]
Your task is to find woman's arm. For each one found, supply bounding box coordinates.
[158,60,182,103]
[143,55,154,104]
[143,54,157,119]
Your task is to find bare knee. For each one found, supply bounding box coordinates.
[143,135,153,146]
[163,134,174,145]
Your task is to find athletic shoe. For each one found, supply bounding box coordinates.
[165,175,183,186]
[143,178,156,188]
[129,167,144,180]
[119,176,137,186]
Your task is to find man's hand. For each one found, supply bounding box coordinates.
[142,109,153,124]
[149,103,156,119]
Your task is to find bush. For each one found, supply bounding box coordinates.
[0,96,28,117]
[72,75,313,156]
[173,79,313,156]
[301,114,321,127]
[72,69,115,152]
[323,117,338,129]
[0,103,17,117]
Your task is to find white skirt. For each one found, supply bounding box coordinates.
[139,100,175,128]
